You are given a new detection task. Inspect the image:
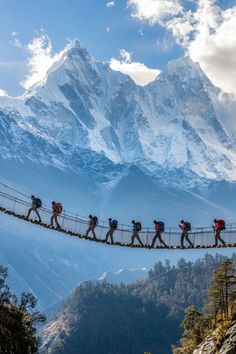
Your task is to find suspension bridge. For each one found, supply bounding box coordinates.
[0,182,236,250]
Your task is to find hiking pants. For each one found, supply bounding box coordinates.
[50,212,61,228]
[181,231,193,247]
[27,206,41,222]
[130,230,144,246]
[105,229,115,243]
[151,232,167,248]
[86,226,97,239]
[214,230,225,246]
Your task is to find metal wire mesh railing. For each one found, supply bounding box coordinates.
[0,182,236,250]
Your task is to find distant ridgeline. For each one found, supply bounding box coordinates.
[1,182,236,250]
[40,254,235,354]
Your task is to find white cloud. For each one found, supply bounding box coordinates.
[110,49,160,85]
[0,88,7,96]
[128,0,183,24]
[127,0,236,95]
[106,26,111,32]
[11,31,23,48]
[107,1,115,8]
[22,34,63,90]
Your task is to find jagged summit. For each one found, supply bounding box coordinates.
[1,38,236,185]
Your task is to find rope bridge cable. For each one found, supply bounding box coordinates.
[1,184,236,250]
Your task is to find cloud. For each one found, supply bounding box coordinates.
[110,49,160,85]
[128,0,183,24]
[107,1,115,8]
[127,0,236,95]
[22,34,63,90]
[11,31,23,49]
[0,89,7,96]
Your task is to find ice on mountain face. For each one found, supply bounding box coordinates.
[1,40,236,187]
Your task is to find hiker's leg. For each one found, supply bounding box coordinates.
[50,214,54,226]
[130,233,135,245]
[186,233,193,247]
[218,232,226,245]
[110,230,114,244]
[214,232,219,246]
[27,207,33,218]
[92,227,97,239]
[181,233,185,247]
[151,233,158,247]
[136,233,144,247]
[158,234,167,247]
[35,208,41,222]
[86,226,91,237]
[105,230,110,242]
[55,214,61,228]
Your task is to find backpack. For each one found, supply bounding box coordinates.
[92,216,98,225]
[55,203,63,214]
[217,219,226,230]
[184,222,191,231]
[135,221,142,231]
[158,221,165,232]
[34,198,42,208]
[111,220,118,230]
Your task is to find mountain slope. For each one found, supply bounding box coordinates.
[1,40,236,224]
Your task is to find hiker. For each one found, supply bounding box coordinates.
[213,219,226,246]
[85,215,98,240]
[179,220,193,248]
[129,220,144,247]
[105,218,118,244]
[151,220,167,248]
[26,195,42,223]
[50,201,63,229]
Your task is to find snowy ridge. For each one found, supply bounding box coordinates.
[1,39,236,185]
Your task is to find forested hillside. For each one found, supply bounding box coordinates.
[41,254,233,354]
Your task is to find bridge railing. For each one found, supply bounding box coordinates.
[0,185,236,249]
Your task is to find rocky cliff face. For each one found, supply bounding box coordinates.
[193,321,236,354]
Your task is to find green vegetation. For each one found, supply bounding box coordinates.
[0,265,45,354]
[173,259,236,353]
[42,254,230,354]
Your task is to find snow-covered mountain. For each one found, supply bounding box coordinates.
[1,39,236,224]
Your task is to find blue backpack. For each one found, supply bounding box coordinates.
[158,221,165,232]
[111,220,118,230]
[34,198,42,208]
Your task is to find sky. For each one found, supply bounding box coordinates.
[0,0,236,96]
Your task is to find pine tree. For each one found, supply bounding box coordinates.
[0,265,45,354]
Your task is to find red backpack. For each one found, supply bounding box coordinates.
[216,219,225,230]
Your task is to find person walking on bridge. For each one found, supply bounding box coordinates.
[85,215,98,240]
[104,218,118,244]
[50,201,62,229]
[26,195,42,223]
[151,220,167,248]
[213,219,226,246]
[129,220,144,247]
[179,220,193,248]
